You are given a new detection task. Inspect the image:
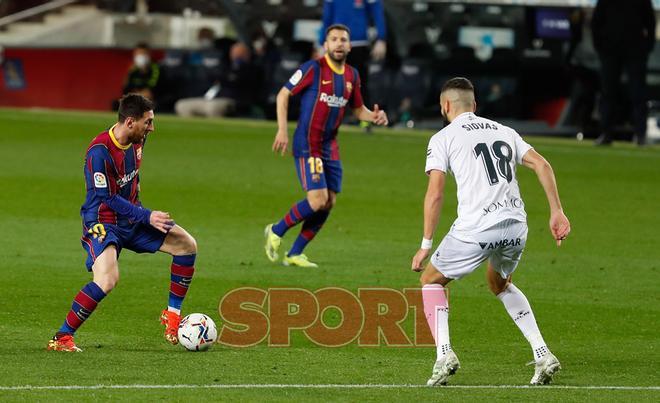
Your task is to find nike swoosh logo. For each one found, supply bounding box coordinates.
[322,80,332,85]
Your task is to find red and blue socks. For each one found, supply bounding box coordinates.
[168,254,196,314]
[288,210,330,256]
[272,199,315,237]
[58,281,106,335]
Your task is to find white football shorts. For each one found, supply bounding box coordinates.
[430,219,528,280]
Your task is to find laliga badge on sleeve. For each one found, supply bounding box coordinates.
[94,172,108,188]
[289,69,303,86]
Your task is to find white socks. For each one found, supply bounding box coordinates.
[422,284,451,361]
[497,283,549,362]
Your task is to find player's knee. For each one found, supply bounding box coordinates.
[184,234,198,255]
[308,193,328,211]
[96,273,119,293]
[419,271,434,286]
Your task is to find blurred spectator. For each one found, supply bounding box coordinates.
[591,0,656,146]
[251,31,281,116]
[185,28,224,98]
[320,0,387,106]
[564,9,600,138]
[187,27,220,65]
[175,42,256,118]
[122,42,160,102]
[198,27,216,50]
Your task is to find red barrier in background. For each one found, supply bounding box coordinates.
[0,48,160,111]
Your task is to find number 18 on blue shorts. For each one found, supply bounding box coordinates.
[294,157,343,193]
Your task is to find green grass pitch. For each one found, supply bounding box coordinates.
[0,108,658,401]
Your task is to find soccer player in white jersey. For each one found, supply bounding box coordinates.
[411,77,571,386]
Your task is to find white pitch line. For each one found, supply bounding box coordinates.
[0,384,658,391]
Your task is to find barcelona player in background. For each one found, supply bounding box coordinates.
[47,94,198,352]
[265,24,388,268]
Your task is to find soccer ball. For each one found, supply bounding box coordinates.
[177,313,218,351]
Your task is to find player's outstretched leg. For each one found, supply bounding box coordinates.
[420,266,460,386]
[283,210,330,268]
[47,245,117,352]
[159,226,197,345]
[266,199,316,262]
[47,282,107,352]
[497,283,560,384]
[488,265,560,385]
[283,190,335,267]
[160,254,196,344]
[422,283,460,386]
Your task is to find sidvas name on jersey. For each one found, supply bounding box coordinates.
[462,122,499,132]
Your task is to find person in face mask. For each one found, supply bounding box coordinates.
[122,42,160,103]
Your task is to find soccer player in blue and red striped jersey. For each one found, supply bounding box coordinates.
[47,94,198,352]
[264,24,388,267]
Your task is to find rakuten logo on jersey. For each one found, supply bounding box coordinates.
[319,93,348,108]
[117,169,138,187]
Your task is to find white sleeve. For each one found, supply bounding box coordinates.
[513,130,533,165]
[425,135,449,174]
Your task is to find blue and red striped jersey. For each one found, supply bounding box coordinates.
[80,125,149,227]
[284,54,364,161]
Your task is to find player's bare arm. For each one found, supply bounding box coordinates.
[273,87,291,155]
[412,169,445,271]
[354,104,388,126]
[522,149,571,246]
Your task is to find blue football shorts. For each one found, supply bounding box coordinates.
[294,157,343,193]
[81,222,167,271]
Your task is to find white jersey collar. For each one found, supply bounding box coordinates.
[453,112,476,122]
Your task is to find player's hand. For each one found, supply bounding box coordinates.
[549,209,570,246]
[372,104,388,126]
[411,248,430,272]
[150,211,175,233]
[272,129,289,156]
[88,223,107,243]
[371,40,387,61]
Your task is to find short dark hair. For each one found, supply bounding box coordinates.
[441,77,475,93]
[118,93,154,123]
[135,41,150,50]
[325,23,351,39]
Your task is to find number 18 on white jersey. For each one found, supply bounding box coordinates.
[425,112,534,238]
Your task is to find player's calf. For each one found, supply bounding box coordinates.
[486,262,511,295]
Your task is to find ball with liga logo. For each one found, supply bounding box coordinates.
[177,313,218,351]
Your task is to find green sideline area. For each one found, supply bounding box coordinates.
[0,108,658,401]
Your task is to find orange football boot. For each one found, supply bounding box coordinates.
[47,333,82,352]
[160,309,181,345]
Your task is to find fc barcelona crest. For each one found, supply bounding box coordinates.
[346,82,353,93]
